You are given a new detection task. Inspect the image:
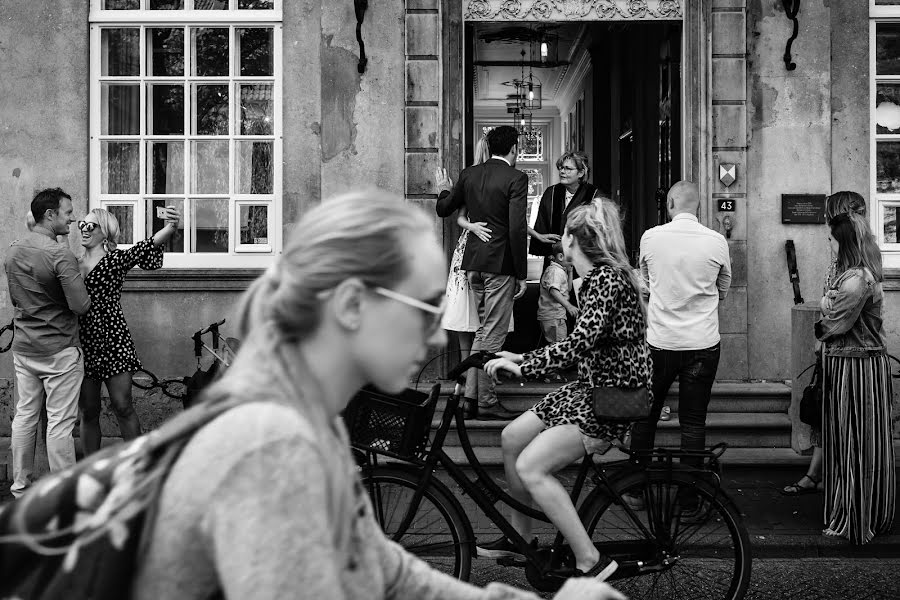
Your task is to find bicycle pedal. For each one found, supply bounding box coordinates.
[496,557,527,568]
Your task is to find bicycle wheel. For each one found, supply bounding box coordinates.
[581,469,751,600]
[361,466,473,581]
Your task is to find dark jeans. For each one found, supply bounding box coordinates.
[630,344,721,467]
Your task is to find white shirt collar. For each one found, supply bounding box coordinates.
[491,155,511,166]
[671,213,699,222]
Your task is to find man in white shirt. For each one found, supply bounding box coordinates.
[629,181,731,467]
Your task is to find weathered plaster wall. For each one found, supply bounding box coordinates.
[746,0,833,380]
[320,1,406,198]
[0,1,90,432]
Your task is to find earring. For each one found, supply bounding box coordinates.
[102,240,109,252]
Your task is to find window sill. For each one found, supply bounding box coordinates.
[123,269,264,292]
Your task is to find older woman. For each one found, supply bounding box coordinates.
[529,151,597,265]
[482,197,652,578]
[131,191,624,600]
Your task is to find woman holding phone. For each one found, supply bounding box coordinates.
[77,206,181,455]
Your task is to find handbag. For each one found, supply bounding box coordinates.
[799,355,823,426]
[592,386,651,423]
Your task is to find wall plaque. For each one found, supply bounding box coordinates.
[781,194,826,224]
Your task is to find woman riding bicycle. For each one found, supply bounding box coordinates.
[484,197,652,579]
[132,191,623,600]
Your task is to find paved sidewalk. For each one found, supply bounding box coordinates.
[721,466,900,557]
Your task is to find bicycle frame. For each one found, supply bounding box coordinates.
[361,381,664,574]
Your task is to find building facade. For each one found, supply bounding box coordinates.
[0,0,898,442]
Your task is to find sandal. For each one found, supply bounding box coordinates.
[780,474,822,496]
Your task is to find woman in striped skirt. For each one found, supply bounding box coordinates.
[816,209,895,544]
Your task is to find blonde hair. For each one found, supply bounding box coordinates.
[473,136,490,166]
[89,208,121,251]
[233,190,434,343]
[565,197,644,310]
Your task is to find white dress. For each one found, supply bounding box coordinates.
[442,230,515,333]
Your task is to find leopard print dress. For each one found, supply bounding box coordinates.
[520,265,653,442]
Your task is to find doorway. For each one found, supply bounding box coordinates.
[463,20,683,353]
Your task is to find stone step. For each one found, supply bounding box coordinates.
[434,412,793,449]
[429,381,791,414]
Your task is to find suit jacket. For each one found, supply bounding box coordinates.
[436,158,528,279]
[529,182,597,257]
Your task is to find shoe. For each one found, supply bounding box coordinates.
[779,474,822,496]
[551,555,619,581]
[622,492,645,511]
[476,405,519,420]
[476,535,527,559]
[658,406,671,421]
[583,556,618,581]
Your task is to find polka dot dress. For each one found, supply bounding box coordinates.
[79,239,164,381]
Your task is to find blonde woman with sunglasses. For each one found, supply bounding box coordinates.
[77,206,181,456]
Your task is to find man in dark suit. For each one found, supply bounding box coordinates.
[436,125,527,419]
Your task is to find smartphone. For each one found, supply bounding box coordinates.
[156,207,167,219]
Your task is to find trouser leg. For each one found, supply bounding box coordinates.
[678,345,720,468]
[629,348,678,457]
[469,271,516,408]
[43,347,83,472]
[10,353,46,497]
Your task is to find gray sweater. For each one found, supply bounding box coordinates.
[132,340,541,599]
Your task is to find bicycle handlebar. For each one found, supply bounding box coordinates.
[445,351,499,384]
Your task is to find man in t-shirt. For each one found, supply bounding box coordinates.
[629,181,731,468]
[5,188,91,497]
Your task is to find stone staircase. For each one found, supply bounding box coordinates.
[431,381,804,467]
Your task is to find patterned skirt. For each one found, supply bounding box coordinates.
[822,352,896,544]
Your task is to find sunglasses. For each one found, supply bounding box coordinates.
[372,286,445,337]
[77,221,98,233]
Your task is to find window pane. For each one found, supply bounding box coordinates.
[195,85,229,135]
[104,0,139,8]
[877,142,900,194]
[149,84,185,135]
[239,0,274,8]
[101,29,140,76]
[149,141,185,194]
[191,141,229,193]
[150,0,184,8]
[101,84,140,135]
[195,0,227,8]
[877,23,900,76]
[148,199,185,252]
[149,28,184,76]
[877,84,900,135]
[103,206,134,244]
[237,28,273,76]
[240,84,273,134]
[101,142,139,194]
[192,28,229,77]
[239,205,268,244]
[192,198,229,252]
[236,141,273,194]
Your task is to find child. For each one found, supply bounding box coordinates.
[537,242,578,345]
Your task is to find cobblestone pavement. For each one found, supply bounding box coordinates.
[469,558,900,599]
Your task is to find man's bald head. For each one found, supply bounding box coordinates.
[667,181,700,217]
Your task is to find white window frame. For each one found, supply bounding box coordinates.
[870,1,900,268]
[89,0,282,268]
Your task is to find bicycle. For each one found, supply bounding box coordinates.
[347,352,752,599]
[132,319,241,408]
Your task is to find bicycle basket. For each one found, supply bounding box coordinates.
[343,384,439,460]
